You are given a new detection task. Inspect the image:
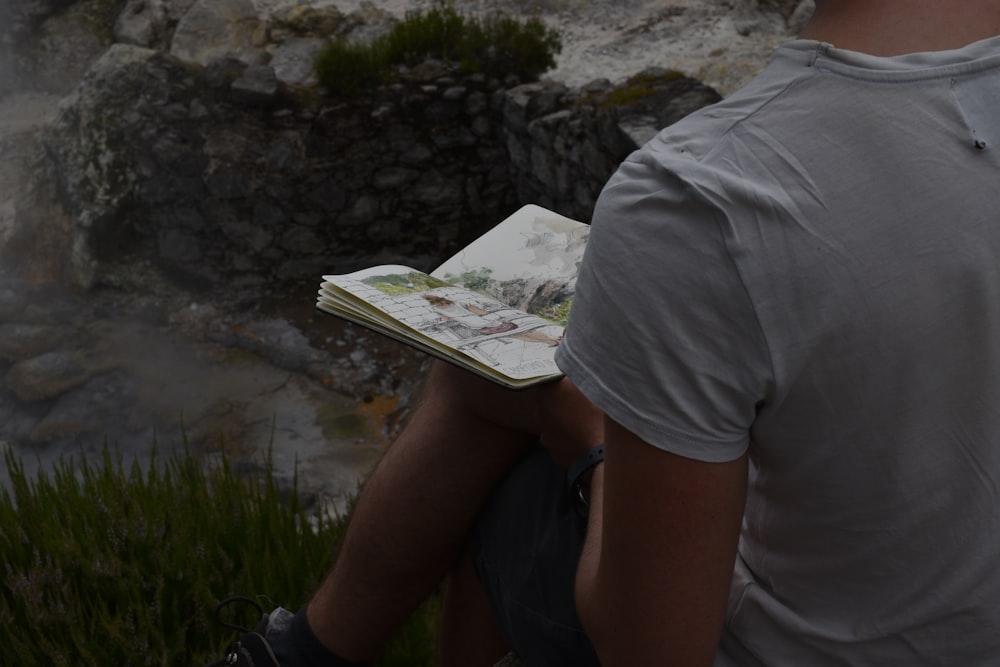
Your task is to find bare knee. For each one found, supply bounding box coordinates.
[419,361,543,435]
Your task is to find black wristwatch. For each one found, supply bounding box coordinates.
[567,444,604,516]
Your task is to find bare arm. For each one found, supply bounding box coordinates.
[575,417,748,666]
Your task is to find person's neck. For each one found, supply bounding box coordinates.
[799,0,1000,56]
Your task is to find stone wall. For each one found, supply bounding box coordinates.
[503,70,720,222]
[25,44,518,290]
[11,42,720,293]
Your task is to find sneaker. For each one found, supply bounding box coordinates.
[205,595,294,667]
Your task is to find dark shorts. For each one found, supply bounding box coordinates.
[471,448,600,667]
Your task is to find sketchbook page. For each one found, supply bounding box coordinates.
[317,290,496,382]
[320,265,565,382]
[430,204,588,326]
[317,291,552,390]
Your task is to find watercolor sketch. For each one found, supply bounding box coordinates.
[322,266,566,380]
[431,205,588,327]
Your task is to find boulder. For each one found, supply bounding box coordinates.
[169,0,266,66]
[269,37,325,87]
[4,350,98,402]
[0,324,72,363]
[115,0,188,49]
[29,370,139,444]
[43,43,160,288]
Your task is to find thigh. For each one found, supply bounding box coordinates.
[472,448,600,667]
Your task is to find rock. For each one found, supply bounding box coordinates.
[279,227,324,255]
[269,37,325,86]
[115,0,171,47]
[115,0,199,49]
[170,0,266,67]
[372,167,419,191]
[617,114,662,151]
[44,43,159,288]
[204,57,249,89]
[266,4,347,39]
[208,317,327,376]
[29,370,140,444]
[404,170,464,207]
[157,228,204,263]
[230,64,280,105]
[502,68,720,221]
[0,324,71,363]
[4,350,98,402]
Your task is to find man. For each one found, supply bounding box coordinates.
[215,1,1000,664]
[560,0,1000,663]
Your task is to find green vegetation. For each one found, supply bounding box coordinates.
[443,269,573,327]
[314,39,390,98]
[536,298,572,327]
[597,69,687,111]
[444,267,496,293]
[365,271,451,296]
[0,444,439,666]
[316,4,562,97]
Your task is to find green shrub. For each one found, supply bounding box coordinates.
[0,444,439,666]
[316,5,561,97]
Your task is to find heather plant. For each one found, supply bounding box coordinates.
[382,4,468,65]
[315,39,391,98]
[454,11,562,79]
[597,69,687,110]
[316,5,561,97]
[0,444,439,666]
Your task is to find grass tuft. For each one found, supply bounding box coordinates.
[597,70,688,111]
[0,442,439,666]
[316,39,393,99]
[316,4,561,97]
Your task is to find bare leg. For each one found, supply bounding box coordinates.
[305,361,544,662]
[439,546,510,667]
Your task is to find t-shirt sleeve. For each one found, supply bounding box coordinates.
[555,152,773,463]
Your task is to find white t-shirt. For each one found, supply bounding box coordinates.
[557,37,1000,665]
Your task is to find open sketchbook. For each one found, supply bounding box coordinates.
[316,204,589,389]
